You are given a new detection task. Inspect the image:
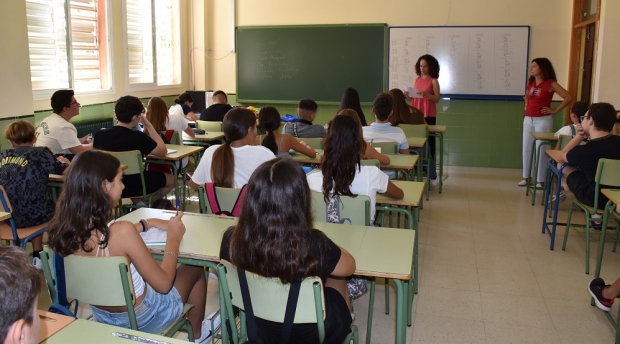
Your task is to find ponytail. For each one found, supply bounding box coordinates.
[258,106,281,155]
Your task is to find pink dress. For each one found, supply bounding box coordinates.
[411,77,437,118]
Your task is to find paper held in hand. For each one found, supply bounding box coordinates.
[402,85,422,98]
[140,228,167,246]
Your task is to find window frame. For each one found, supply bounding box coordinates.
[121,0,183,92]
[29,0,115,100]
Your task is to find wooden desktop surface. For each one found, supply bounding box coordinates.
[602,189,620,206]
[406,137,427,148]
[184,132,225,141]
[119,208,415,280]
[291,150,418,170]
[147,144,204,161]
[530,131,558,141]
[428,125,446,133]
[37,310,75,343]
[376,180,425,207]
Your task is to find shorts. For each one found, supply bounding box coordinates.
[90,284,183,333]
[121,172,167,198]
[566,171,612,209]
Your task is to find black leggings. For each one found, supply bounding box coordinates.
[426,117,437,164]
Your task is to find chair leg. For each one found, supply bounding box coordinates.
[385,278,390,315]
[562,203,576,251]
[613,223,620,252]
[585,213,591,275]
[366,279,375,344]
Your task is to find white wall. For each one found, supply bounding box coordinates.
[196,0,573,94]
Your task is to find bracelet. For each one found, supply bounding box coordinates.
[164,251,178,257]
[139,219,147,233]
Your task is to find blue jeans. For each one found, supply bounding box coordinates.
[90,284,183,333]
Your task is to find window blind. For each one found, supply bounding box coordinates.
[125,0,154,84]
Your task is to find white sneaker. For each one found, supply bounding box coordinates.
[195,311,221,343]
[208,272,218,280]
[517,180,527,187]
[536,183,543,188]
[552,192,566,203]
[32,257,43,270]
[430,178,439,187]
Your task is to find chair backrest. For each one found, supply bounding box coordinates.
[361,159,380,167]
[160,130,181,145]
[0,185,14,213]
[218,260,325,324]
[104,150,146,197]
[596,159,620,188]
[297,137,323,150]
[198,185,246,215]
[399,124,429,138]
[63,254,135,308]
[369,142,398,154]
[196,120,223,132]
[555,135,572,150]
[310,191,371,226]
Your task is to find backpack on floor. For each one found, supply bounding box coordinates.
[144,130,180,174]
[205,182,247,217]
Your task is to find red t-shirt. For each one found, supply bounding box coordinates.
[525,79,555,117]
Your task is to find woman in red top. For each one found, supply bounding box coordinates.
[519,58,572,187]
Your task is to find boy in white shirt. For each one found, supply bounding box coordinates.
[555,101,589,138]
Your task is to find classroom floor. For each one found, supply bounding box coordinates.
[37,165,620,343]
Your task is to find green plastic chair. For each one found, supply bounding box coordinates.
[0,185,48,249]
[361,159,380,167]
[216,260,358,344]
[369,142,397,154]
[159,130,194,209]
[297,137,323,150]
[562,158,620,274]
[42,250,195,339]
[310,191,371,226]
[198,185,245,214]
[400,124,431,199]
[195,120,223,132]
[104,150,161,214]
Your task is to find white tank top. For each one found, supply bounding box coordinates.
[96,234,146,298]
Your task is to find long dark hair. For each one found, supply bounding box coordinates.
[528,57,557,84]
[415,54,440,79]
[212,108,256,188]
[337,109,367,157]
[146,96,169,132]
[258,106,281,155]
[173,92,193,105]
[389,88,424,125]
[48,150,120,256]
[337,87,367,126]
[228,158,320,284]
[321,115,361,202]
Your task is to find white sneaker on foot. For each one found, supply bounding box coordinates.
[195,311,221,343]
[33,257,43,270]
[430,178,439,187]
[552,192,566,203]
[517,179,527,187]
[536,182,543,188]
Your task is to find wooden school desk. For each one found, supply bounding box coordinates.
[37,310,74,343]
[429,125,447,193]
[117,208,416,344]
[145,144,204,205]
[541,149,570,250]
[0,212,11,221]
[406,137,430,198]
[183,131,225,148]
[526,132,558,205]
[291,150,419,181]
[594,189,620,278]
[41,319,188,344]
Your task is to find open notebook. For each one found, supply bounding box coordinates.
[139,228,167,246]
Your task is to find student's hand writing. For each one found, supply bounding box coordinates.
[80,134,92,144]
[167,212,186,241]
[541,107,556,115]
[56,156,70,165]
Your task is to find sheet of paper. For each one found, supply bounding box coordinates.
[139,228,167,246]
[166,149,177,154]
[402,85,422,98]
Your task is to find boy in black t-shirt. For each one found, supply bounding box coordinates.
[94,96,174,198]
[559,103,620,208]
[200,90,233,122]
[0,121,69,269]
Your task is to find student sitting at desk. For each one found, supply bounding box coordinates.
[47,151,212,343]
[35,89,92,159]
[362,93,410,155]
[190,108,274,189]
[0,121,69,269]
[199,90,232,122]
[254,106,316,158]
[146,96,195,168]
[220,157,356,343]
[283,98,326,138]
[0,246,42,344]
[337,87,368,127]
[336,109,390,165]
[307,115,404,222]
[555,101,589,138]
[94,96,175,199]
[389,88,426,126]
[559,103,620,211]
[169,93,199,121]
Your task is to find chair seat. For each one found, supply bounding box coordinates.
[161,303,194,336]
[573,200,606,215]
[0,221,47,240]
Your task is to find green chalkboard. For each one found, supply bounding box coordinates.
[236,24,387,103]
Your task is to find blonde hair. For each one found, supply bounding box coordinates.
[146,97,169,133]
[5,120,35,145]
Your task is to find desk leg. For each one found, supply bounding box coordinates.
[393,280,407,344]
[432,132,445,193]
[425,144,430,201]
[526,140,536,196]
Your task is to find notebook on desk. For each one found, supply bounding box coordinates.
[167,149,177,154]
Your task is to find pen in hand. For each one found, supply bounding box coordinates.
[176,199,181,215]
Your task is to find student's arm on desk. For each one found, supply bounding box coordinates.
[288,136,316,158]
[132,218,170,233]
[141,114,168,156]
[68,143,92,154]
[330,246,356,277]
[183,125,195,138]
[398,148,411,155]
[559,131,586,163]
[381,181,405,200]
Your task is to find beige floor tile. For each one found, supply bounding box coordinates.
[475,249,532,273]
[425,228,475,250]
[420,262,480,292]
[546,298,616,343]
[423,244,477,269]
[532,265,593,301]
[415,286,483,321]
[481,293,553,329]
[478,268,542,297]
[483,321,562,344]
[473,231,525,253]
[412,314,486,344]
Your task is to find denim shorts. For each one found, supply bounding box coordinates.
[90,284,183,333]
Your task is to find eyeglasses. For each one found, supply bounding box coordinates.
[580,115,591,122]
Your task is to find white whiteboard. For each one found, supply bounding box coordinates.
[388,26,530,99]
